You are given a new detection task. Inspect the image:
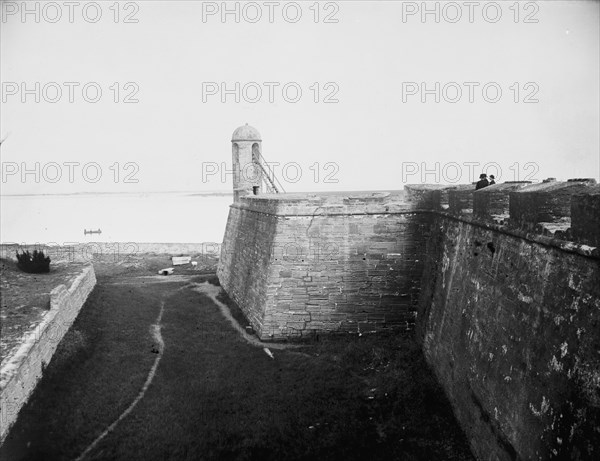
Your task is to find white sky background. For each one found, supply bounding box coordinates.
[0,0,599,194]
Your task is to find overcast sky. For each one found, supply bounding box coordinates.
[1,0,599,195]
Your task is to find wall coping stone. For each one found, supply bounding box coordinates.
[428,210,599,259]
[225,186,599,258]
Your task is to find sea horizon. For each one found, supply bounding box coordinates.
[1,192,234,245]
[0,190,233,198]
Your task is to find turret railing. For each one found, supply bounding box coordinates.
[254,149,286,194]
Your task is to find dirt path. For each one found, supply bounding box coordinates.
[75,300,166,461]
[74,278,301,460]
[188,281,301,352]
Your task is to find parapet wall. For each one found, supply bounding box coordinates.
[417,179,599,249]
[409,180,600,460]
[0,265,96,443]
[217,191,432,339]
[418,215,599,460]
[571,185,600,248]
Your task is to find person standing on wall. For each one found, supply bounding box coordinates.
[475,174,489,190]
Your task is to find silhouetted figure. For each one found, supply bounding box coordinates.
[489,175,496,185]
[475,174,489,190]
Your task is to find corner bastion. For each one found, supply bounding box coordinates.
[217,190,432,339]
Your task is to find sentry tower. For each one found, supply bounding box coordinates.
[231,124,284,202]
[231,124,263,202]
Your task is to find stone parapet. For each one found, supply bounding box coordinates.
[509,178,597,231]
[571,185,600,248]
[473,181,532,223]
[448,184,476,214]
[0,265,96,444]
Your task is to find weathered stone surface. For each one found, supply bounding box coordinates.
[571,185,600,247]
[217,191,429,340]
[0,265,96,443]
[448,184,476,214]
[509,178,597,230]
[473,181,532,222]
[417,217,600,460]
[404,184,445,210]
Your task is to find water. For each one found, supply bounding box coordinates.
[0,192,233,245]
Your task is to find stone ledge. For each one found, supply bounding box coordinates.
[427,210,599,259]
[232,190,417,216]
[0,265,96,444]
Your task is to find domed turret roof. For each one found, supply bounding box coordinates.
[232,124,261,142]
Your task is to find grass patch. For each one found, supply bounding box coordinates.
[206,274,220,286]
[1,275,473,461]
[305,334,474,458]
[216,288,252,332]
[0,281,163,460]
[90,253,218,281]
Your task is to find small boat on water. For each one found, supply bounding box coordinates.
[84,229,102,235]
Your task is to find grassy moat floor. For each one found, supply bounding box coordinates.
[1,254,474,461]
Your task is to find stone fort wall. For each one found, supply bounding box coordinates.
[217,179,600,459]
[217,191,433,339]
[415,181,599,460]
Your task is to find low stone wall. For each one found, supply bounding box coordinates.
[0,243,218,263]
[0,265,96,444]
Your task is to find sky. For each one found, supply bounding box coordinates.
[1,0,599,195]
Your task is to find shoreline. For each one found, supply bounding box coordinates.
[0,242,222,262]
